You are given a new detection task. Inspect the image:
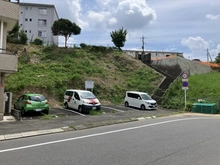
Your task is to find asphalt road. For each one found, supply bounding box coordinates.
[0,114,220,165]
[0,105,176,135]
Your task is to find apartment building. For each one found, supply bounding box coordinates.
[0,0,19,120]
[19,3,59,45]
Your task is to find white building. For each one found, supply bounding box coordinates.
[123,50,183,59]
[19,2,59,45]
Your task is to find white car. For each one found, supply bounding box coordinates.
[124,91,157,110]
[64,89,101,113]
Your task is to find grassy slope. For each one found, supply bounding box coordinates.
[5,44,163,107]
[162,71,220,110]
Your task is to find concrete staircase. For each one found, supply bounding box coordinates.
[146,64,176,105]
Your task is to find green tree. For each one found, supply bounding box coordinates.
[7,22,20,44]
[51,18,81,48]
[215,53,220,63]
[110,27,127,51]
[19,30,28,45]
[7,23,28,45]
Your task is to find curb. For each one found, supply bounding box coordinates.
[0,117,142,141]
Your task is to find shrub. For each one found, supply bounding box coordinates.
[31,38,43,45]
[80,43,87,49]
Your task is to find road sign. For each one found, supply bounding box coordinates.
[182,81,188,90]
[182,73,188,79]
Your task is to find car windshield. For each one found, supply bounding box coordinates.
[29,95,46,101]
[80,92,96,99]
[141,94,152,100]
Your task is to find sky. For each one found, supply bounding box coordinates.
[13,0,220,61]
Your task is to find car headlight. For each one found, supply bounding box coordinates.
[83,100,90,104]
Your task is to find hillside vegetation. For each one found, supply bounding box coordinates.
[162,71,220,111]
[5,44,163,107]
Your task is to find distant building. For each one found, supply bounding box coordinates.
[18,2,59,45]
[123,50,183,59]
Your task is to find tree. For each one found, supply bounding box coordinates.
[7,22,20,43]
[19,30,28,45]
[7,23,28,45]
[51,18,81,47]
[215,53,220,63]
[110,27,127,51]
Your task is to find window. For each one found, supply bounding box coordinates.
[24,30,27,33]
[26,7,28,10]
[29,18,32,22]
[38,8,47,15]
[25,18,28,21]
[29,30,31,33]
[74,92,80,100]
[127,93,140,99]
[38,31,47,37]
[38,19,47,26]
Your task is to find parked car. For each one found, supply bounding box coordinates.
[124,91,157,110]
[14,94,49,116]
[64,89,101,114]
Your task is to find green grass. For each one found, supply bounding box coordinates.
[5,44,163,106]
[162,71,220,111]
[89,110,104,115]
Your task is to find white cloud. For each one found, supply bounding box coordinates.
[78,0,157,30]
[206,14,220,20]
[181,37,210,51]
[181,37,220,61]
[67,0,88,29]
[181,37,211,61]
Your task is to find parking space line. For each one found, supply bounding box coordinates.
[59,108,86,116]
[101,106,124,112]
[116,105,138,111]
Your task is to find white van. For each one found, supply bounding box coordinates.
[64,89,101,113]
[124,91,157,110]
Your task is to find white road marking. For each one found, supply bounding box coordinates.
[60,108,86,116]
[0,117,206,153]
[102,105,124,112]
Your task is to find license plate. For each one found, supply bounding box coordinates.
[36,109,42,111]
[92,107,96,110]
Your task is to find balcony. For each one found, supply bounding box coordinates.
[0,48,18,73]
[0,1,19,31]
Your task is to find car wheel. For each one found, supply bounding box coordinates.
[21,108,26,116]
[140,105,145,110]
[78,106,83,113]
[64,102,69,109]
[125,102,129,107]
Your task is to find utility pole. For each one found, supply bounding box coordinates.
[141,36,145,54]
[206,49,212,62]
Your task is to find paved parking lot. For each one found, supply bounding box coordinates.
[20,104,175,120]
[0,105,177,135]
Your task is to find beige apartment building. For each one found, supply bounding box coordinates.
[0,0,19,120]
